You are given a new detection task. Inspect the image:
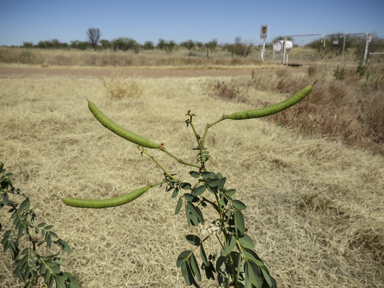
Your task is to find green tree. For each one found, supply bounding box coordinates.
[181,39,195,51]
[233,37,253,57]
[112,37,138,52]
[143,41,154,50]
[22,42,33,48]
[99,39,111,49]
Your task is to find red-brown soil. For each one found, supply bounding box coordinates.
[0,65,306,79]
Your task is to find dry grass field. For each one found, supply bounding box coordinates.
[1,63,383,287]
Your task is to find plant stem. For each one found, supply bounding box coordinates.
[161,148,201,168]
[142,149,177,181]
[188,114,207,170]
[213,189,238,286]
[201,116,225,147]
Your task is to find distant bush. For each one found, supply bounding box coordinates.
[102,75,143,99]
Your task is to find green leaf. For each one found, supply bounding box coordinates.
[244,262,251,288]
[38,222,46,228]
[186,209,200,226]
[207,179,220,187]
[11,211,17,219]
[39,264,46,275]
[57,239,73,253]
[193,185,206,196]
[45,225,54,230]
[68,276,80,288]
[242,248,264,266]
[55,259,67,266]
[217,177,226,190]
[44,270,51,284]
[180,182,191,190]
[18,225,24,239]
[186,202,203,223]
[3,230,12,238]
[15,267,24,282]
[21,248,29,256]
[201,172,211,179]
[234,210,245,233]
[175,197,183,215]
[171,187,179,198]
[177,250,192,268]
[48,276,54,288]
[49,265,61,274]
[19,199,29,212]
[206,186,215,194]
[200,245,208,266]
[189,171,200,178]
[186,234,201,246]
[23,282,32,288]
[181,261,192,286]
[232,200,247,210]
[238,233,255,249]
[184,193,199,203]
[190,253,201,281]
[216,255,230,286]
[261,266,273,287]
[247,260,262,287]
[221,235,236,256]
[47,234,52,248]
[225,189,236,197]
[55,274,66,288]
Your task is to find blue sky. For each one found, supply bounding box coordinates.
[1,0,383,46]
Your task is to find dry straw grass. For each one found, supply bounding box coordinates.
[1,73,384,287]
[208,64,384,155]
[101,74,143,99]
[0,47,265,68]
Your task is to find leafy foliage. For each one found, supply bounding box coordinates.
[0,163,78,288]
[158,115,277,287]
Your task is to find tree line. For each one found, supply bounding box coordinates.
[17,28,384,58]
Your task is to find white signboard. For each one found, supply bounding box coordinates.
[260,25,269,39]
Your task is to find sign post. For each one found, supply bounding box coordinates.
[260,25,269,60]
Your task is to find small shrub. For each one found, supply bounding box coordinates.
[209,80,250,104]
[102,75,143,99]
[333,65,346,80]
[0,162,78,288]
[355,59,368,77]
[307,65,318,77]
[275,68,289,78]
[19,50,34,63]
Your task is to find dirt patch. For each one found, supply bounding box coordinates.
[0,65,306,79]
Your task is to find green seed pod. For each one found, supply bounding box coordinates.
[0,162,3,172]
[226,85,313,120]
[88,100,159,149]
[62,186,149,208]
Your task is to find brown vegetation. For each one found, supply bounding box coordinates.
[209,64,384,155]
[1,66,383,287]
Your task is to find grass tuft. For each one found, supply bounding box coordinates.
[101,75,143,99]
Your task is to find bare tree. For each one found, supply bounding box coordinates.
[87,28,101,48]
